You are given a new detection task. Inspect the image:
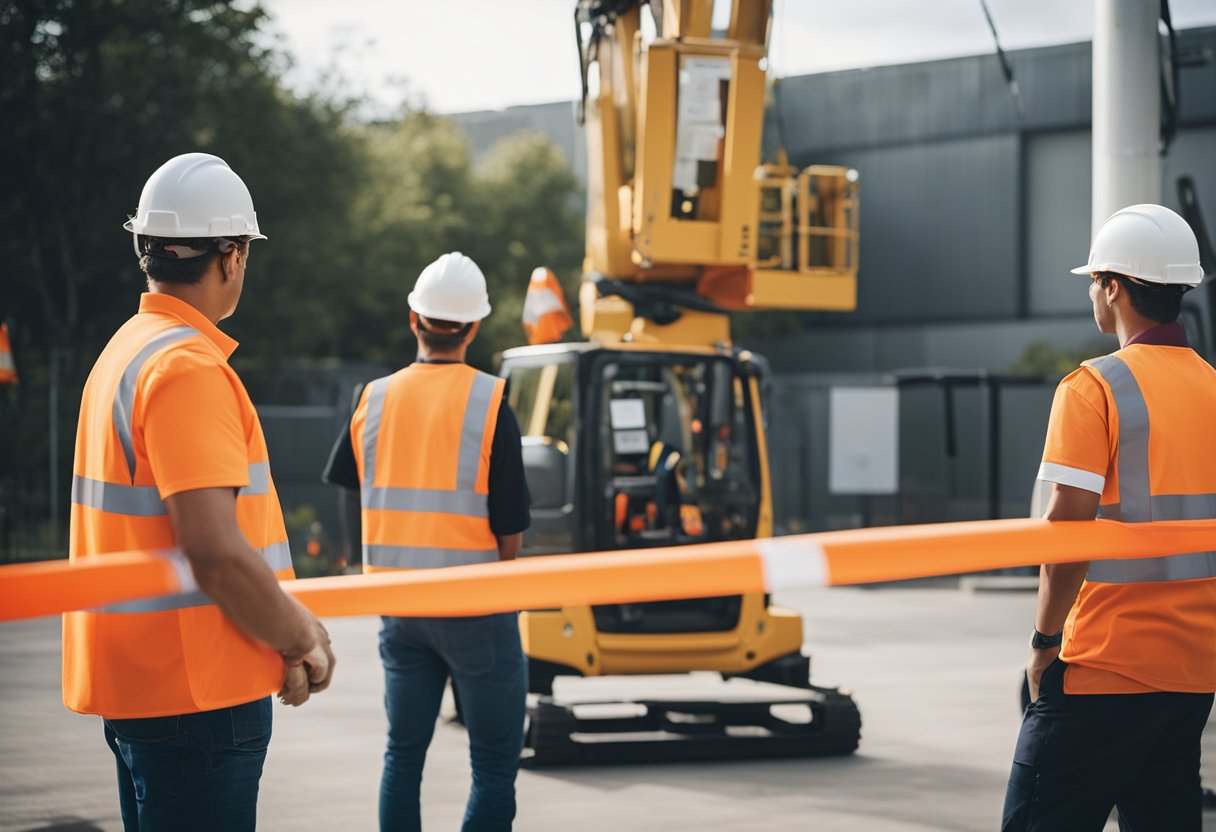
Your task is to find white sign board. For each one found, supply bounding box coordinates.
[609,399,647,430]
[829,388,899,495]
[613,429,651,455]
[674,57,731,192]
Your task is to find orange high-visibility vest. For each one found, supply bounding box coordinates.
[0,322,17,385]
[64,293,294,719]
[1039,340,1216,694]
[351,362,505,572]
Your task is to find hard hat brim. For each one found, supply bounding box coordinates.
[408,297,492,323]
[1069,262,1203,286]
[124,218,267,242]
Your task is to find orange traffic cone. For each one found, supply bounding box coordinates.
[0,323,17,386]
[522,268,574,345]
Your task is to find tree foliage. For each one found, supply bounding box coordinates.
[0,0,584,555]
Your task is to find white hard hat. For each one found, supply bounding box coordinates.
[408,252,492,323]
[124,153,266,241]
[1071,203,1203,287]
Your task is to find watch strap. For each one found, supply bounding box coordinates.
[1030,628,1063,649]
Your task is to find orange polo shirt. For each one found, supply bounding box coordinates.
[1037,326,1216,694]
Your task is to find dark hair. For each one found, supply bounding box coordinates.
[1098,271,1186,324]
[417,317,473,352]
[137,236,248,285]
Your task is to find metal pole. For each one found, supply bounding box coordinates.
[987,379,1001,521]
[1091,0,1161,235]
[49,347,58,550]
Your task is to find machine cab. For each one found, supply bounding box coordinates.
[501,343,767,559]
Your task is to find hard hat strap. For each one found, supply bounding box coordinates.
[136,236,248,260]
[418,316,473,337]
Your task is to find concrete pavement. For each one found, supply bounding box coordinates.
[2,585,1213,830]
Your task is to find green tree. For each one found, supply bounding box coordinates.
[1009,338,1115,378]
[463,130,584,369]
[0,0,364,555]
[345,119,584,371]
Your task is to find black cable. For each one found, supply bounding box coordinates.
[978,0,1024,120]
[1159,0,1179,155]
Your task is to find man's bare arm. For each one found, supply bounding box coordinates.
[1035,483,1100,633]
[1027,483,1100,699]
[497,533,522,561]
[164,487,335,698]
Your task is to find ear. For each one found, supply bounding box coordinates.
[220,246,240,282]
[408,310,419,336]
[1105,278,1120,306]
[467,321,481,343]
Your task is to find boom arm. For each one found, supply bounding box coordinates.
[574,0,860,346]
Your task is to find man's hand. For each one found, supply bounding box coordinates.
[278,616,334,705]
[301,617,335,693]
[279,664,312,707]
[1026,645,1060,702]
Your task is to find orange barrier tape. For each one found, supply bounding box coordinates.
[3,518,1216,622]
[0,551,181,623]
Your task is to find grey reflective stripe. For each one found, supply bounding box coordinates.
[71,475,166,517]
[364,545,499,569]
[112,326,198,480]
[1085,356,1216,583]
[456,373,499,490]
[261,540,294,571]
[95,541,293,613]
[1088,356,1151,523]
[364,486,489,518]
[360,377,391,499]
[239,461,271,497]
[1149,493,1216,520]
[72,463,273,517]
[1094,551,1216,583]
[101,589,214,614]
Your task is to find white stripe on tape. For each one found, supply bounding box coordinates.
[1037,462,1105,495]
[162,549,199,594]
[756,537,829,591]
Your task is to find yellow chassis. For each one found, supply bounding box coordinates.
[521,595,804,677]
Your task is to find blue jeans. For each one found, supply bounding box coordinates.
[1003,659,1214,831]
[103,696,272,831]
[379,613,527,832]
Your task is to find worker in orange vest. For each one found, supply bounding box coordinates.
[323,252,530,831]
[1003,204,1214,831]
[67,153,335,830]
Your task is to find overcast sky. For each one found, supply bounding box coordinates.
[255,0,1216,116]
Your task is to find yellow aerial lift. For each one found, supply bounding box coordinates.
[500,0,862,765]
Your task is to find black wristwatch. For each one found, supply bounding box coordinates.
[1030,628,1063,649]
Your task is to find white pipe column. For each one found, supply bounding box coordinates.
[1092,0,1161,236]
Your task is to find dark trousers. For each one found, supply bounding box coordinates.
[379,613,527,832]
[103,697,272,832]
[1003,660,1213,832]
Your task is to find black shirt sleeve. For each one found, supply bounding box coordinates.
[489,399,532,536]
[321,384,364,491]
